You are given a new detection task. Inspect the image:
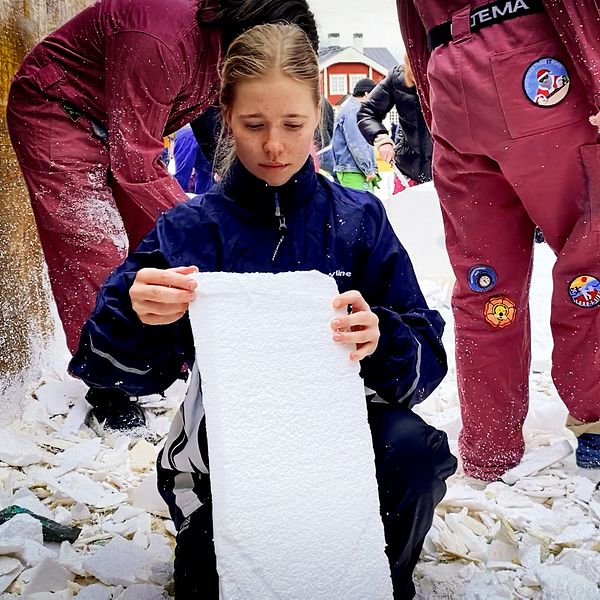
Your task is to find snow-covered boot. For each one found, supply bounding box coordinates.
[85,387,146,431]
[575,433,600,469]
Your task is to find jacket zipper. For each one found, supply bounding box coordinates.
[271,191,287,262]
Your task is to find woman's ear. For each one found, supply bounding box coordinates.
[224,107,233,130]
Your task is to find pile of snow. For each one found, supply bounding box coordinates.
[0,377,183,598]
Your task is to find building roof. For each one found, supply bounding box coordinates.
[318,46,345,62]
[363,47,399,71]
[318,45,398,74]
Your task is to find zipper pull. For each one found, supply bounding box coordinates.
[274,192,287,232]
[272,192,287,262]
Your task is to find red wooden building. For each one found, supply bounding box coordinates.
[318,33,399,106]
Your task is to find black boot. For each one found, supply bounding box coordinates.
[534,227,545,244]
[85,387,146,431]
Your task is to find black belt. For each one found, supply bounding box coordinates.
[427,0,544,51]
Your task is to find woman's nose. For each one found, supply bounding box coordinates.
[263,131,283,157]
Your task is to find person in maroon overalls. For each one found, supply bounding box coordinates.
[6,0,318,430]
[394,0,600,480]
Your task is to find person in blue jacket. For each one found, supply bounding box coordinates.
[173,124,213,195]
[70,23,456,600]
[332,77,381,192]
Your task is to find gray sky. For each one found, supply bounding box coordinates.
[309,0,405,62]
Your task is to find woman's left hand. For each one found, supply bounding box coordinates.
[331,290,380,361]
[589,110,600,131]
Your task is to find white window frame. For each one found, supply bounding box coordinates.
[329,74,347,95]
[348,74,366,93]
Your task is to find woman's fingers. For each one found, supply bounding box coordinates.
[331,310,379,332]
[331,290,380,361]
[130,266,198,325]
[332,289,369,311]
[135,267,198,291]
[352,341,378,361]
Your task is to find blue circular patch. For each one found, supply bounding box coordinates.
[523,57,570,107]
[468,265,497,293]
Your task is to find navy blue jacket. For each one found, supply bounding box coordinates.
[70,159,446,407]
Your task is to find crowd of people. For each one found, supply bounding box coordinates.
[6,0,600,597]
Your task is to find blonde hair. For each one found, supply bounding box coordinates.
[216,23,320,176]
[403,52,415,88]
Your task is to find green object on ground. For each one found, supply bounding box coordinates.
[0,505,82,543]
[336,171,381,191]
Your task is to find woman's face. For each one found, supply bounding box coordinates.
[226,73,320,187]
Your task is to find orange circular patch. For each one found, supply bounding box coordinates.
[484,296,517,328]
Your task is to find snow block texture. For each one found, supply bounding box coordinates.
[188,271,393,600]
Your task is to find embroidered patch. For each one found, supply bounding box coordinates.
[468,265,497,293]
[484,296,516,328]
[523,57,570,107]
[568,275,600,308]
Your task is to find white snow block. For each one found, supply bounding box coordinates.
[0,556,23,593]
[500,440,572,485]
[188,271,393,600]
[384,181,454,284]
[0,429,44,466]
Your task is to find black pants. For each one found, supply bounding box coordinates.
[161,404,457,600]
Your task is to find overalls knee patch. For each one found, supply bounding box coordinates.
[568,275,600,308]
[468,265,497,293]
[484,296,517,328]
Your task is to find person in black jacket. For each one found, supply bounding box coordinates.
[358,55,433,188]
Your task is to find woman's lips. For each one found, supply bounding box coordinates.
[259,163,287,169]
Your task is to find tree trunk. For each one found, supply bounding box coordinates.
[0,0,92,423]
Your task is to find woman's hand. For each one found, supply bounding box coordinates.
[589,110,600,131]
[129,266,198,325]
[331,290,380,361]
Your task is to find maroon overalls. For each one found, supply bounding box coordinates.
[398,0,600,479]
[6,0,221,353]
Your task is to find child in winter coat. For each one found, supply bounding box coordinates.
[69,23,457,599]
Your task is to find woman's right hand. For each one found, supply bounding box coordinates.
[129,266,198,325]
[378,142,395,163]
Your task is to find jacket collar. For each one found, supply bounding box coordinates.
[221,158,317,213]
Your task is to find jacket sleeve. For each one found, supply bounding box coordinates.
[543,0,600,108]
[104,31,189,214]
[68,219,195,397]
[356,198,447,407]
[357,72,396,144]
[340,110,377,176]
[396,0,433,128]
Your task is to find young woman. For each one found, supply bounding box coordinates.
[6,0,318,430]
[69,23,457,599]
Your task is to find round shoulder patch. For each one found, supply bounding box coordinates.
[569,275,600,308]
[484,296,516,328]
[468,265,497,293]
[523,57,570,107]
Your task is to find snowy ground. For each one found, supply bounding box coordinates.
[1,179,599,599]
